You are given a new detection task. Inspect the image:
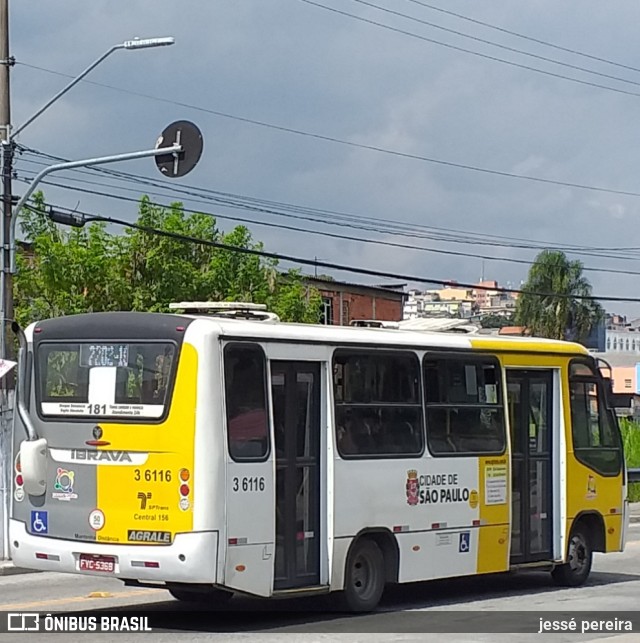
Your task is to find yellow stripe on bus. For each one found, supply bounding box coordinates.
[95,343,198,545]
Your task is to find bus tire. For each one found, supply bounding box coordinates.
[551,526,592,587]
[338,538,385,612]
[167,584,233,604]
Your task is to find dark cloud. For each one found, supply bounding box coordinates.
[10,1,640,313]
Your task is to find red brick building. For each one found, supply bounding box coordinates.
[304,277,405,326]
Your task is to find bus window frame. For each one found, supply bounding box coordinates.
[568,357,622,478]
[332,347,425,460]
[423,351,507,458]
[33,339,180,425]
[223,341,271,463]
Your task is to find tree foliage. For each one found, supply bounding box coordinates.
[14,193,322,326]
[514,250,603,342]
[479,313,514,329]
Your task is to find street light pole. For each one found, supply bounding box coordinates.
[0,0,11,565]
[11,37,174,140]
[9,144,183,272]
[0,27,175,561]
[0,35,175,360]
[0,0,12,365]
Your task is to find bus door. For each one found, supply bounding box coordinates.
[271,361,321,590]
[223,343,275,597]
[507,370,554,564]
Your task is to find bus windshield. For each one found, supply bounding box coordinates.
[37,342,176,420]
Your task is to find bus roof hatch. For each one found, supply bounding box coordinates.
[168,301,280,322]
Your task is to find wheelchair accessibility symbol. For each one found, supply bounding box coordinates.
[30,511,48,534]
[459,531,470,553]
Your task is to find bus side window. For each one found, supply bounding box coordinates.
[333,350,423,458]
[569,359,622,476]
[224,343,269,461]
[424,355,505,456]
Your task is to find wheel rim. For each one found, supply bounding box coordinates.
[350,551,379,602]
[567,534,588,574]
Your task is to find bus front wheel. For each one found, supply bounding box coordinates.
[551,526,592,587]
[339,538,385,612]
[167,584,233,604]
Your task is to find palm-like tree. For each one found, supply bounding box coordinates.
[515,250,603,341]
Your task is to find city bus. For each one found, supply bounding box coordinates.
[9,303,627,611]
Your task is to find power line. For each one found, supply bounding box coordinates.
[24,200,640,303]
[297,0,640,99]
[17,156,600,254]
[15,171,640,279]
[403,0,640,76]
[16,147,640,261]
[349,0,640,89]
[15,63,640,200]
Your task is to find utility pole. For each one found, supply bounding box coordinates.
[0,0,9,562]
[0,0,12,365]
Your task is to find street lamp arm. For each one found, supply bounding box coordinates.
[10,44,123,141]
[10,36,174,141]
[10,143,181,271]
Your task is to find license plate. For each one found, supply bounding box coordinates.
[78,554,116,573]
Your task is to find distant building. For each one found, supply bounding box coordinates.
[605,315,640,353]
[582,318,606,352]
[404,286,474,320]
[595,351,640,417]
[404,278,518,322]
[303,277,405,326]
[473,280,498,309]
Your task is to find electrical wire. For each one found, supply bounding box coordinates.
[403,0,640,76]
[15,171,640,279]
[16,145,640,261]
[297,0,640,99]
[14,63,640,200]
[349,0,640,89]
[22,200,640,303]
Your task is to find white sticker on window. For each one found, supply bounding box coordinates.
[485,384,497,404]
[88,367,116,405]
[41,402,164,419]
[465,365,477,396]
[485,462,508,505]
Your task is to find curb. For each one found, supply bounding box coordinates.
[0,564,41,577]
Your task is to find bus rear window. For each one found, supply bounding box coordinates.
[37,342,176,420]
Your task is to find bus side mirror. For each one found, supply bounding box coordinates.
[19,438,48,496]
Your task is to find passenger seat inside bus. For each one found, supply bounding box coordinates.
[452,409,504,453]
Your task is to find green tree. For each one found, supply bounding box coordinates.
[14,193,129,326]
[480,313,514,329]
[124,196,222,311]
[515,250,603,341]
[268,270,322,323]
[14,193,321,325]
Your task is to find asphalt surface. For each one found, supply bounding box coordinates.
[0,525,639,641]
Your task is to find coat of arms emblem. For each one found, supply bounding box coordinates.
[406,469,419,506]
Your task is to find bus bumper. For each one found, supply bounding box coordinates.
[9,519,219,583]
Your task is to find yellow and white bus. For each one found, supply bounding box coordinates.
[10,303,627,611]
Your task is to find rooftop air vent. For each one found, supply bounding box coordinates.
[349,320,398,329]
[168,301,280,322]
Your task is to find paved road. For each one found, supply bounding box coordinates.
[1,527,640,641]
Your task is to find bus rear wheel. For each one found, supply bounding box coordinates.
[339,538,385,612]
[551,526,592,587]
[167,583,233,604]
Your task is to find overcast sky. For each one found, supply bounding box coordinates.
[9,1,640,317]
